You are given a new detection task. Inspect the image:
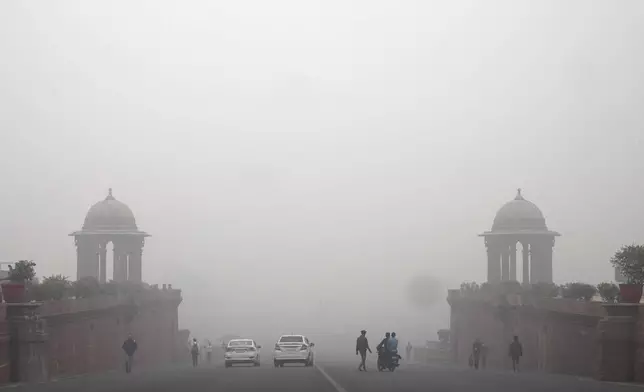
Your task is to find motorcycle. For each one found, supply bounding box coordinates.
[377,349,400,372]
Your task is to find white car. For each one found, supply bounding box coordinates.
[224,339,262,367]
[273,335,315,367]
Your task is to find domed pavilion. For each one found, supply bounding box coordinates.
[479,189,560,284]
[69,189,150,283]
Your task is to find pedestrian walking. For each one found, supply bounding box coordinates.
[356,330,372,371]
[191,338,200,367]
[508,335,523,372]
[122,334,138,374]
[406,342,412,361]
[471,338,482,370]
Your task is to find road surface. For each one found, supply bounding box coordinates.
[4,353,642,392]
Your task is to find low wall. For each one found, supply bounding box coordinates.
[448,291,602,377]
[14,288,184,381]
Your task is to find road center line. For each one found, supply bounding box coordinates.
[315,364,348,392]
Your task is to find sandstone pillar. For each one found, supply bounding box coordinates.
[597,304,638,382]
[7,303,48,383]
[99,241,107,284]
[529,241,540,283]
[501,245,510,282]
[543,238,554,283]
[75,237,99,280]
[486,239,501,283]
[128,241,143,283]
[509,242,517,281]
[521,242,530,284]
[447,290,461,364]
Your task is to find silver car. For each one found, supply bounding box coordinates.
[224,339,262,367]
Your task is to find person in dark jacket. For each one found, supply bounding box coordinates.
[376,332,390,353]
[471,338,483,370]
[509,336,523,372]
[356,330,372,371]
[122,334,138,373]
[191,338,200,367]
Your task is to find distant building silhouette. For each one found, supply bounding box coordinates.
[479,189,560,284]
[69,189,150,283]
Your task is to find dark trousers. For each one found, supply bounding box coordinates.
[125,355,133,373]
[511,356,520,372]
[192,353,199,367]
[472,353,480,369]
[358,351,367,370]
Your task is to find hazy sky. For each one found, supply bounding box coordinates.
[1,1,643,339]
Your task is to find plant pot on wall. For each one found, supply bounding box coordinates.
[2,282,26,303]
[618,283,643,303]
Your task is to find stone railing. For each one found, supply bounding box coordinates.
[38,287,182,317]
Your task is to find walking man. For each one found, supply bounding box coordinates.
[406,341,412,361]
[191,338,200,367]
[356,330,372,371]
[122,334,138,374]
[509,335,523,372]
[472,338,482,370]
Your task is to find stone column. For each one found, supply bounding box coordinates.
[75,237,99,280]
[99,241,107,284]
[521,242,530,284]
[113,241,128,283]
[75,237,84,280]
[597,304,638,381]
[486,238,501,283]
[128,239,143,283]
[543,237,554,284]
[501,244,510,282]
[529,241,540,283]
[7,304,48,383]
[509,242,517,281]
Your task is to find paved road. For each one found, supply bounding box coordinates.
[4,352,644,392]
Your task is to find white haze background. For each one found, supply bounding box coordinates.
[1,1,643,340]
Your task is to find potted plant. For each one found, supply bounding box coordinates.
[597,282,620,303]
[610,244,644,303]
[2,260,36,303]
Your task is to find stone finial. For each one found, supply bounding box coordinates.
[106,188,114,200]
[515,188,524,200]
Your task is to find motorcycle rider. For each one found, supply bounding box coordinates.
[376,332,390,353]
[388,332,400,361]
[376,332,391,368]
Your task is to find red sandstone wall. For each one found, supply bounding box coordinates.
[43,292,180,378]
[0,305,9,384]
[450,296,600,377]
